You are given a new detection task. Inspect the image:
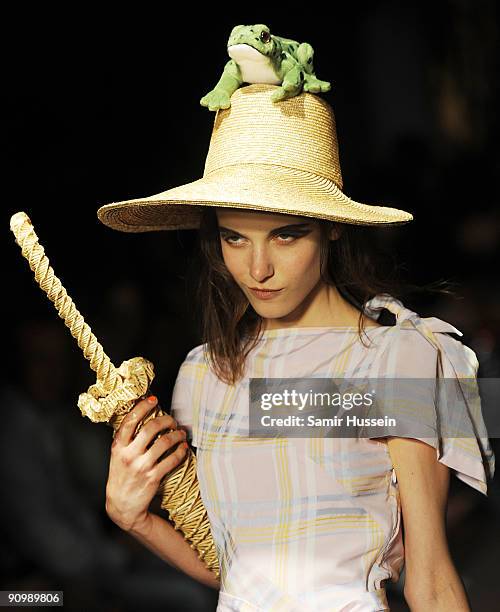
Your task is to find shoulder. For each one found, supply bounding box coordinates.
[184,343,206,363]
[392,326,439,354]
[364,293,475,370]
[387,323,477,376]
[382,326,440,377]
[179,342,210,367]
[174,343,210,384]
[432,331,479,376]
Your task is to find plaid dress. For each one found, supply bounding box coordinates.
[171,293,495,611]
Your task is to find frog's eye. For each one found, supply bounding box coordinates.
[260,31,271,43]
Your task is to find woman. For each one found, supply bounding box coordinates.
[102,84,494,611]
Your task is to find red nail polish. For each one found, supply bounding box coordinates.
[147,395,157,403]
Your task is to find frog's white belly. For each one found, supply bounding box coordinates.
[227,44,281,85]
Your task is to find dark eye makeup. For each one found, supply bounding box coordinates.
[220,230,309,244]
[218,222,312,242]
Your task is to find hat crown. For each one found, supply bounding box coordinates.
[203,83,343,190]
[97,82,414,232]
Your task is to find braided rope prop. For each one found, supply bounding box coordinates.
[9,211,220,578]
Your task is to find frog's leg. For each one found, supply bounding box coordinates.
[295,42,332,93]
[303,74,332,93]
[270,63,305,102]
[200,60,244,111]
[296,42,315,75]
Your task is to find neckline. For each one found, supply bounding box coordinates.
[249,324,392,339]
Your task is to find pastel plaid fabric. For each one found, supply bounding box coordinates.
[171,294,495,611]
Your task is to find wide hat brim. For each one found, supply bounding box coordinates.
[97,83,414,232]
[97,163,413,232]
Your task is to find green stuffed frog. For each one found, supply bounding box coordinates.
[200,24,331,111]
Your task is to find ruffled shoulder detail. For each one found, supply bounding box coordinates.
[362,293,496,495]
[364,292,463,337]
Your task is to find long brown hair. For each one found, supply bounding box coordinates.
[187,207,457,385]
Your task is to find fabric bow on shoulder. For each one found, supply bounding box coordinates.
[363,293,495,495]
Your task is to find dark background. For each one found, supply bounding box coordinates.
[2,4,499,611]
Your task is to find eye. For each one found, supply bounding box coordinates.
[223,234,245,246]
[260,31,271,43]
[221,231,302,246]
[274,233,296,242]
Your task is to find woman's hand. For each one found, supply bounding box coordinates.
[105,395,188,532]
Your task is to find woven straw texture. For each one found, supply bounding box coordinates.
[10,211,220,577]
[97,83,413,232]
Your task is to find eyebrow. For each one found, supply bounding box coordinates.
[218,222,312,237]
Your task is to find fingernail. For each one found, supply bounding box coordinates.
[147,395,157,404]
[183,441,189,448]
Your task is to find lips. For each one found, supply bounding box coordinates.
[248,287,283,300]
[249,287,281,292]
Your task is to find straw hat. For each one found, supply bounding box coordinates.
[97,83,413,232]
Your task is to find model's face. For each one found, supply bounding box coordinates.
[215,208,338,322]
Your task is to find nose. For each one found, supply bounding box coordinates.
[249,245,274,283]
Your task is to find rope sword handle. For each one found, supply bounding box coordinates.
[10,211,126,421]
[9,211,220,577]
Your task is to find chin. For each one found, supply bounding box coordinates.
[251,302,296,319]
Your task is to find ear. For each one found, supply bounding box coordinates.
[328,223,343,241]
